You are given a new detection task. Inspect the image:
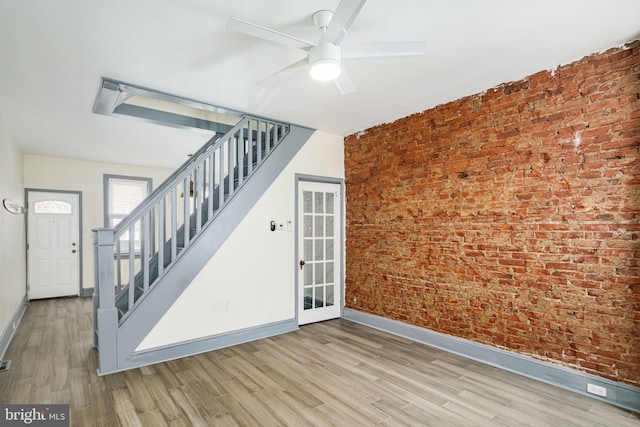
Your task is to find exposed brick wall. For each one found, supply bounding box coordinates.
[344,41,640,386]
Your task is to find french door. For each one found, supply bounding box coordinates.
[298,180,342,325]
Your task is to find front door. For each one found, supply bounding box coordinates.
[298,181,341,325]
[27,191,80,299]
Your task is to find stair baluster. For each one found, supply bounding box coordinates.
[93,116,291,329]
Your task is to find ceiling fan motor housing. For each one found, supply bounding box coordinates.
[309,43,342,81]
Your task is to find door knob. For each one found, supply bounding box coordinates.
[299,259,305,270]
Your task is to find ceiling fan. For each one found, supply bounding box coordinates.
[226,0,426,95]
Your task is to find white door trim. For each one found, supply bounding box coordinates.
[295,175,344,325]
[25,189,83,299]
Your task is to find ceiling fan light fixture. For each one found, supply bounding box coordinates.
[309,43,342,81]
[309,59,341,81]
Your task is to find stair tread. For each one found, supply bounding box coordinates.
[103,121,295,330]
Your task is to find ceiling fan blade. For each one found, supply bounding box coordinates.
[321,0,367,45]
[334,66,357,95]
[342,41,426,59]
[256,59,308,87]
[226,18,314,50]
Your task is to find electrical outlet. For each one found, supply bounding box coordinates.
[586,383,607,397]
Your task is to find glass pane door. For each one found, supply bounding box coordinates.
[298,181,341,325]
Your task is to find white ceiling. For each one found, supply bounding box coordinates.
[0,0,638,168]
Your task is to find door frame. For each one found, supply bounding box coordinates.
[295,174,345,324]
[25,188,84,300]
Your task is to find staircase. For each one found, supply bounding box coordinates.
[93,115,313,374]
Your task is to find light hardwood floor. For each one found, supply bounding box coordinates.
[0,297,638,426]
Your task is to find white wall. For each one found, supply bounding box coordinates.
[138,130,344,350]
[23,155,174,291]
[0,114,26,344]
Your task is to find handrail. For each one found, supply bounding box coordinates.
[113,116,249,236]
[96,114,291,324]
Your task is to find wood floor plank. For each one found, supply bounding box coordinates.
[167,417,191,427]
[141,374,184,422]
[311,342,410,409]
[212,392,261,426]
[7,378,32,404]
[138,410,169,427]
[31,383,52,404]
[112,388,143,427]
[301,375,384,426]
[222,349,287,392]
[88,381,119,426]
[122,369,157,413]
[311,401,375,427]
[373,398,442,427]
[70,367,91,408]
[73,406,98,427]
[267,390,327,426]
[250,389,315,426]
[374,376,450,410]
[168,387,209,427]
[221,380,285,426]
[152,362,183,390]
[0,297,638,426]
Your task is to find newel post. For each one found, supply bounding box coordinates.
[93,228,119,374]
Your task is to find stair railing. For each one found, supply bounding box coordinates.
[93,116,290,352]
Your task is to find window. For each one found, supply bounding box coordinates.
[104,175,152,253]
[33,200,72,214]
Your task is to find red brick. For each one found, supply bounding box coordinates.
[345,42,640,386]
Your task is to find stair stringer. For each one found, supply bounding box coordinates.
[109,125,314,373]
